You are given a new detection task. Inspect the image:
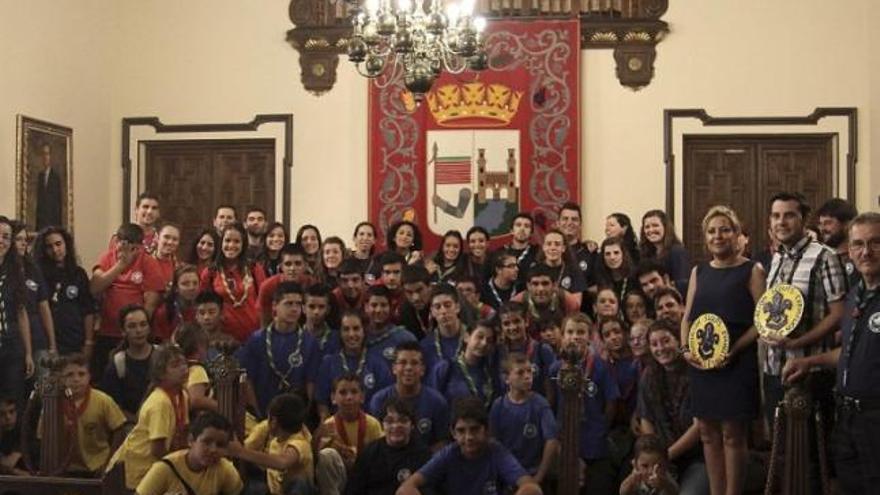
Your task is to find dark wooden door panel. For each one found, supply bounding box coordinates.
[683,135,833,265]
[145,139,275,254]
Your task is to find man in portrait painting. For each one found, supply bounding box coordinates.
[35,142,63,230]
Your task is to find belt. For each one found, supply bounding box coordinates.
[836,394,880,413]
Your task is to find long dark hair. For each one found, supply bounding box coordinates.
[34,226,79,275]
[386,220,423,252]
[608,213,640,262]
[186,228,220,266]
[162,264,200,325]
[258,222,288,263]
[10,220,40,286]
[0,217,26,312]
[433,230,465,268]
[210,222,251,273]
[639,209,682,260]
[593,237,634,286]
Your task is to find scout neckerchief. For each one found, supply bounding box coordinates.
[841,279,879,388]
[414,310,430,337]
[456,353,493,408]
[334,410,367,453]
[264,323,303,392]
[607,354,637,401]
[307,322,332,351]
[438,262,458,282]
[219,265,253,308]
[525,291,560,321]
[340,349,367,375]
[367,325,396,347]
[434,323,466,360]
[767,235,810,288]
[160,386,188,447]
[63,386,92,427]
[506,243,532,266]
[489,278,512,308]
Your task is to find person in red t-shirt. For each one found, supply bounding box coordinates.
[108,192,161,256]
[152,222,181,293]
[91,223,164,375]
[258,243,315,326]
[200,223,266,343]
[152,265,200,342]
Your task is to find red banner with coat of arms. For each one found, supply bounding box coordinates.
[367,19,580,252]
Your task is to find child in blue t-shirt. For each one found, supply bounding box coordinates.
[496,302,558,398]
[550,312,620,494]
[428,321,500,409]
[397,397,542,495]
[489,352,559,484]
[599,317,640,426]
[316,310,391,420]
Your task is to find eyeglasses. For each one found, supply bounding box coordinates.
[849,238,880,253]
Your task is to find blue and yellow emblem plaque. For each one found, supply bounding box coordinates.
[688,313,730,369]
[754,283,804,339]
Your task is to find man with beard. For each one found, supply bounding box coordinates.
[817,198,858,286]
[555,202,598,293]
[244,207,268,260]
[512,265,580,337]
[503,213,538,289]
[400,265,433,340]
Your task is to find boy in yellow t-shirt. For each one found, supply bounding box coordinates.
[53,353,127,476]
[228,393,314,495]
[136,410,243,495]
[314,372,383,495]
[107,343,191,489]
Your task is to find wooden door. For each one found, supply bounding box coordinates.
[144,139,275,255]
[683,135,833,264]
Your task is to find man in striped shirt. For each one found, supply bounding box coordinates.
[761,192,847,493]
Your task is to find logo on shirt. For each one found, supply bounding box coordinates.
[585,379,598,398]
[483,481,499,495]
[396,468,412,482]
[65,285,79,299]
[25,279,38,292]
[417,418,432,433]
[383,346,396,361]
[869,313,880,334]
[523,423,538,439]
[288,351,303,368]
[363,373,375,389]
[560,276,571,290]
[131,270,144,284]
[579,260,589,272]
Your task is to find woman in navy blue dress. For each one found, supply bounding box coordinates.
[681,206,765,495]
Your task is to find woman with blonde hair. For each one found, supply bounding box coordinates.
[681,205,765,495]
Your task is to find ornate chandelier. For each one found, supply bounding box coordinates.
[346,0,489,100]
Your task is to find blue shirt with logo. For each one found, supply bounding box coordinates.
[237,327,319,414]
[315,350,392,409]
[369,384,450,447]
[418,440,528,495]
[489,393,558,474]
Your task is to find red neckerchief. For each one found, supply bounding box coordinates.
[334,411,366,453]
[63,386,92,426]
[160,386,188,446]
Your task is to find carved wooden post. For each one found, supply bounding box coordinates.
[207,341,245,439]
[38,355,67,475]
[557,346,584,495]
[781,384,811,495]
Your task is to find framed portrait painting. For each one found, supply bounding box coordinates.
[15,115,73,232]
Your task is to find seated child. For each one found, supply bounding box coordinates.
[619,435,678,495]
[0,396,26,475]
[98,304,157,420]
[176,324,218,413]
[229,393,314,495]
[489,353,559,485]
[136,410,242,495]
[51,353,127,476]
[347,397,432,495]
[396,396,542,495]
[107,344,191,489]
[315,373,383,495]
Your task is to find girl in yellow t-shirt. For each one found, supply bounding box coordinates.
[176,323,218,413]
[107,343,191,489]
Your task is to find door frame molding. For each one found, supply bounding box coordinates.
[663,107,857,220]
[122,114,294,227]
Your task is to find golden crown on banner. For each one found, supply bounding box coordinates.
[402,81,523,127]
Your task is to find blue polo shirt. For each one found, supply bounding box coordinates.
[369,384,450,447]
[366,325,417,376]
[315,350,392,408]
[489,393,558,474]
[418,440,528,495]
[838,281,880,399]
[237,327,319,414]
[549,351,620,460]
[429,357,500,408]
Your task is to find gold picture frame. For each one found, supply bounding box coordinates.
[15,115,74,233]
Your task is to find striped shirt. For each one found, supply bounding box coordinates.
[763,235,847,375]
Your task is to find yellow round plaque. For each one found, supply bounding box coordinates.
[688,313,730,369]
[754,283,805,339]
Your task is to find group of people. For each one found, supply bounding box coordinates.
[0,190,877,495]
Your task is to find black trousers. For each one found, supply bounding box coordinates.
[834,407,880,495]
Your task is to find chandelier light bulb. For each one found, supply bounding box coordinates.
[365,0,380,15]
[473,16,487,33]
[397,0,411,13]
[461,0,476,16]
[446,4,460,27]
